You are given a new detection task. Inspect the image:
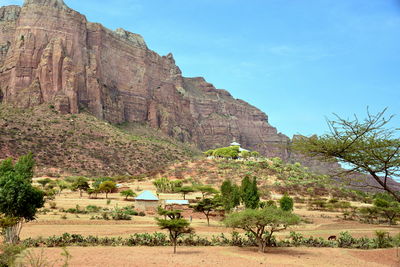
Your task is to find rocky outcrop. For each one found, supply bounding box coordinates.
[0,1,299,163]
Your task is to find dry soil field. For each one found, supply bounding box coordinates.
[18,179,400,266]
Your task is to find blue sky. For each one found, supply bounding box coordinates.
[3,0,400,138]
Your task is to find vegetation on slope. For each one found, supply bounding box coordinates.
[0,105,200,177]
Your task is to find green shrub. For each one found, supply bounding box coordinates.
[18,231,397,250]
[279,194,294,211]
[337,231,357,248]
[85,205,102,213]
[374,231,391,248]
[0,244,26,267]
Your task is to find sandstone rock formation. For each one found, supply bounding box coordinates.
[0,0,293,159]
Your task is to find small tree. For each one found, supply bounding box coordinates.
[279,194,294,211]
[195,185,219,199]
[120,189,136,200]
[176,186,195,200]
[99,181,117,199]
[240,150,251,159]
[0,155,45,243]
[224,207,300,252]
[87,188,101,199]
[71,177,89,197]
[56,180,69,195]
[37,178,52,189]
[192,197,222,226]
[221,180,241,212]
[373,198,400,225]
[156,207,193,253]
[241,176,260,209]
[92,177,114,189]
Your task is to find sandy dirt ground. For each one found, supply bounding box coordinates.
[25,246,400,267]
[18,182,400,267]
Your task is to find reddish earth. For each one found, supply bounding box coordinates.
[26,246,399,267]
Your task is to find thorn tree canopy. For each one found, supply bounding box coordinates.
[292,108,400,202]
[192,197,222,226]
[224,206,300,253]
[156,207,193,254]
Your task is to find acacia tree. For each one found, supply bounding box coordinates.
[156,207,193,253]
[56,180,69,195]
[99,181,117,199]
[37,178,52,189]
[71,177,90,197]
[292,109,400,202]
[0,154,45,243]
[373,198,400,225]
[224,206,300,252]
[195,185,219,199]
[176,186,195,200]
[120,189,136,200]
[192,197,222,226]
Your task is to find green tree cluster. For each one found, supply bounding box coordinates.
[206,146,240,159]
[241,176,260,209]
[0,154,45,243]
[220,180,241,212]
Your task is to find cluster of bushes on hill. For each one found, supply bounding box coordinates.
[204,146,259,159]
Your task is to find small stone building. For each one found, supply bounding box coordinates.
[134,190,159,211]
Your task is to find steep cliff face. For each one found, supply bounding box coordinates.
[0,1,290,159]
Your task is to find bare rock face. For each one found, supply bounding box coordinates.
[0,1,296,161]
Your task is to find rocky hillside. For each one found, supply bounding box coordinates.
[0,105,199,176]
[0,0,291,159]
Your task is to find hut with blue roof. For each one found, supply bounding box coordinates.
[134,190,160,211]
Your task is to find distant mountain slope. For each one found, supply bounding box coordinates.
[0,105,199,176]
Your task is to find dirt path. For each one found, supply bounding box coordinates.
[26,246,400,267]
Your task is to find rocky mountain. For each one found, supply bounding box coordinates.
[0,0,292,160]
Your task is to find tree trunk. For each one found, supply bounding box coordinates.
[4,221,23,244]
[173,239,177,254]
[257,238,265,253]
[106,192,108,199]
[79,190,83,197]
[206,215,210,226]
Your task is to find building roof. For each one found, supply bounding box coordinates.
[230,142,241,146]
[135,190,159,201]
[165,200,189,205]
